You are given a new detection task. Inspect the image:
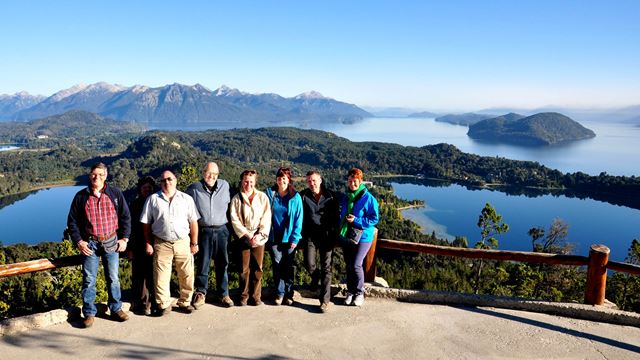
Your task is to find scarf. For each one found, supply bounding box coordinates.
[340,183,366,237]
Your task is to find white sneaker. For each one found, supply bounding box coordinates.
[344,293,354,305]
[353,294,365,307]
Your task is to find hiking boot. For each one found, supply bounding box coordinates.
[111,309,130,322]
[353,294,365,307]
[221,296,235,308]
[82,315,95,328]
[192,292,206,309]
[344,293,354,306]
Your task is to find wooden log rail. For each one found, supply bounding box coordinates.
[363,236,640,306]
[0,255,82,278]
[2,235,640,306]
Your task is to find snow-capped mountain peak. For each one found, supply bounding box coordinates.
[294,91,327,100]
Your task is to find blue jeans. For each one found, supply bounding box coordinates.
[269,243,296,298]
[343,241,372,295]
[82,237,122,316]
[194,226,230,297]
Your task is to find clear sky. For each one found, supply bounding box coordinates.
[1,1,638,111]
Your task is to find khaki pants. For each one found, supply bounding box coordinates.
[153,237,194,309]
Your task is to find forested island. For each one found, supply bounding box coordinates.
[467,112,596,146]
[1,110,639,319]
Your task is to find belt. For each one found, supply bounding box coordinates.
[89,231,117,241]
[201,224,226,229]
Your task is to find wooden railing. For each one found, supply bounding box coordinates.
[2,235,640,306]
[363,233,640,306]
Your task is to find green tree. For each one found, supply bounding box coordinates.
[474,202,509,294]
[177,164,199,191]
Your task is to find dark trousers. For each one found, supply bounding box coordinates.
[305,238,333,304]
[130,250,155,311]
[240,243,265,303]
[194,226,230,297]
[270,243,297,298]
[343,241,373,295]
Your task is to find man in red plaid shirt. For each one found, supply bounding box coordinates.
[67,162,132,328]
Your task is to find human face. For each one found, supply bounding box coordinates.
[159,171,177,195]
[347,175,361,191]
[140,183,154,198]
[241,174,256,194]
[276,175,289,192]
[306,173,322,195]
[89,168,107,191]
[202,163,219,187]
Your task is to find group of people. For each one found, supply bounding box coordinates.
[67,162,379,328]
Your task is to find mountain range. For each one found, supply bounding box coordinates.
[0,82,371,125]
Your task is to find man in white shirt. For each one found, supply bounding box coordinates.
[140,170,200,315]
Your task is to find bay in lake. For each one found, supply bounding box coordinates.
[392,181,640,261]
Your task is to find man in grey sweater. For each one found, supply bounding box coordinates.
[187,162,234,308]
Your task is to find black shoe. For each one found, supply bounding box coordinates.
[154,306,172,317]
[178,304,195,314]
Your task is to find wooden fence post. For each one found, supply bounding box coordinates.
[364,228,378,282]
[584,244,610,305]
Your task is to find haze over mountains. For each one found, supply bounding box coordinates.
[0,82,371,125]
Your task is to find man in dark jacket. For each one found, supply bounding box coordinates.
[67,162,131,328]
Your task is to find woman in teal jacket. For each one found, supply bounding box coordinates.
[267,167,303,305]
[339,167,379,307]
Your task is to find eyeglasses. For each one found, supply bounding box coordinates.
[160,177,175,183]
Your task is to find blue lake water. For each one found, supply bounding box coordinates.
[316,117,640,177]
[0,186,84,245]
[392,182,640,261]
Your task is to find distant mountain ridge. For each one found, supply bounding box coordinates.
[467,112,596,146]
[0,92,46,119]
[0,82,371,125]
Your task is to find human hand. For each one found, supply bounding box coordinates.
[77,240,93,256]
[145,243,154,256]
[116,239,128,252]
[190,243,199,255]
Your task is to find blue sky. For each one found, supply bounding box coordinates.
[1,1,639,110]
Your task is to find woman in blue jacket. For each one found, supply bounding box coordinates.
[339,167,379,307]
[267,167,303,305]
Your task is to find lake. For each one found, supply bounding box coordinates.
[0,145,19,152]
[0,186,84,245]
[392,181,640,261]
[316,117,640,177]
